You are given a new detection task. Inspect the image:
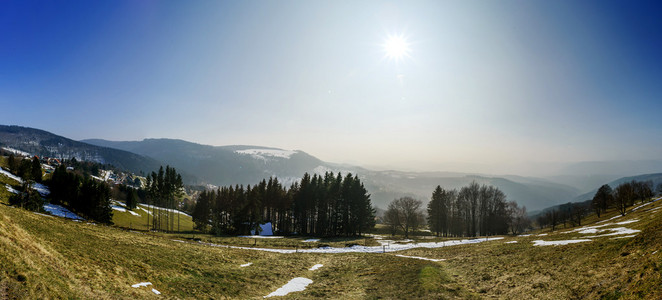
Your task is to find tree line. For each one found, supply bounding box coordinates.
[385,181,529,238]
[143,166,184,232]
[192,172,376,236]
[48,164,113,224]
[537,180,658,230]
[593,180,656,217]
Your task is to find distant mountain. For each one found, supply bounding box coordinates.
[82,138,324,187]
[83,139,583,211]
[0,125,164,175]
[571,173,662,203]
[542,160,662,192]
[1,125,584,211]
[341,170,580,212]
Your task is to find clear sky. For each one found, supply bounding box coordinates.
[1,0,661,174]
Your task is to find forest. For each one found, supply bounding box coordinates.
[192,172,376,236]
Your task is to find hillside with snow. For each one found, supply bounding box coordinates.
[0,125,163,175]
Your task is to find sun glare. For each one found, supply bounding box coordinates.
[383,34,411,61]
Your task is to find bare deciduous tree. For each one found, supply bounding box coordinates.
[384,197,424,238]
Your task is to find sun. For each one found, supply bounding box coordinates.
[383,34,411,61]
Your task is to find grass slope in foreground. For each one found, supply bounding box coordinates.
[0,197,473,298]
[1,165,661,299]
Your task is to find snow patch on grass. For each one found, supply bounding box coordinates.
[0,168,23,183]
[264,277,312,298]
[532,239,592,246]
[303,239,320,242]
[597,214,622,223]
[309,264,323,271]
[5,184,19,194]
[611,235,637,239]
[240,263,252,267]
[615,219,638,225]
[138,203,191,217]
[585,227,641,238]
[32,183,50,196]
[505,241,518,244]
[111,205,141,216]
[131,282,152,288]
[151,288,161,295]
[394,255,445,262]
[43,203,85,220]
[239,235,284,239]
[203,237,504,254]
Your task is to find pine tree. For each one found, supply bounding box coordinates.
[126,188,138,210]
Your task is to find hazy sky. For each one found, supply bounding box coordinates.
[1,1,661,173]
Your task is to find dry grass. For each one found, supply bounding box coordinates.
[1,164,661,299]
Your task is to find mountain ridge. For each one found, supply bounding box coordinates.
[0,125,618,211]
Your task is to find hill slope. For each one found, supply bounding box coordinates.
[572,173,662,202]
[83,138,323,187]
[0,125,163,175]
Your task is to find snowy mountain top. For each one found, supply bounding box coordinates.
[235,148,298,160]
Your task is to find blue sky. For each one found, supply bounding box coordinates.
[1,1,660,173]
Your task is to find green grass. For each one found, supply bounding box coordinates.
[111,202,195,232]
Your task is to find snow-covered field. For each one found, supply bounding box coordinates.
[264,277,313,298]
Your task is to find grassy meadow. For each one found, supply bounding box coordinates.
[2,166,662,299]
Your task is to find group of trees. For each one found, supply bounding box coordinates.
[144,166,184,232]
[192,172,376,236]
[384,182,529,238]
[593,180,656,216]
[425,182,526,237]
[9,181,44,211]
[6,154,42,183]
[48,165,113,223]
[536,202,589,231]
[6,155,44,211]
[537,180,657,231]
